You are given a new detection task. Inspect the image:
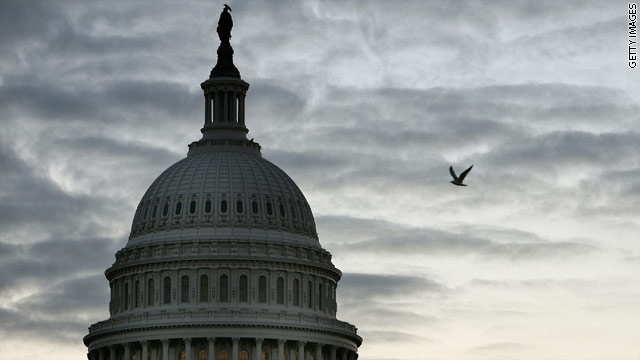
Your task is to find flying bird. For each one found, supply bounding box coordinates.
[449,165,473,186]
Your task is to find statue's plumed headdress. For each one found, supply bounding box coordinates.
[224,4,232,12]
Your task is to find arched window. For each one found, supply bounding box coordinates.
[134,280,140,308]
[279,203,286,217]
[217,350,229,360]
[318,282,323,311]
[179,351,185,360]
[219,275,229,302]
[190,200,197,214]
[236,199,243,214]
[293,279,300,306]
[266,201,273,216]
[307,281,313,308]
[200,274,209,302]
[258,276,267,303]
[262,351,269,360]
[277,277,284,305]
[163,277,171,304]
[198,350,208,360]
[181,275,190,303]
[147,278,155,306]
[239,350,249,360]
[205,199,212,213]
[162,202,169,217]
[239,275,248,302]
[220,199,228,213]
[175,201,182,215]
[124,282,129,310]
[251,200,259,214]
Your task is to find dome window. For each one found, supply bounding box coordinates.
[220,199,228,213]
[163,277,171,304]
[181,275,190,303]
[152,205,158,218]
[124,282,129,310]
[276,277,284,304]
[200,274,209,303]
[258,276,267,303]
[134,280,140,308]
[293,279,300,306]
[251,200,259,214]
[279,203,286,218]
[204,199,212,213]
[162,203,169,217]
[219,274,229,302]
[265,201,273,216]
[189,200,197,214]
[175,201,182,215]
[236,199,243,214]
[147,278,155,306]
[307,281,313,308]
[239,275,248,302]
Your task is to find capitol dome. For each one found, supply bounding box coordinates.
[129,149,319,247]
[84,6,361,360]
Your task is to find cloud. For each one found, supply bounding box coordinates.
[466,342,535,354]
[357,330,431,344]
[340,273,444,300]
[320,216,597,261]
[0,237,118,292]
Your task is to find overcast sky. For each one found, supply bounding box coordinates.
[0,0,638,359]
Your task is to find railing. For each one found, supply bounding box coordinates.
[88,310,358,337]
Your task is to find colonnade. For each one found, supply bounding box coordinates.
[204,90,246,125]
[88,337,357,360]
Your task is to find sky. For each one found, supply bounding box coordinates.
[0,0,638,359]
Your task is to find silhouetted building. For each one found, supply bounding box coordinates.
[83,6,361,360]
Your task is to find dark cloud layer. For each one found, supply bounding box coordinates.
[320,216,596,261]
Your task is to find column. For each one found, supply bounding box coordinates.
[205,93,212,125]
[184,338,192,360]
[162,339,169,360]
[315,344,322,360]
[207,338,216,360]
[98,348,105,360]
[297,342,306,360]
[223,91,228,122]
[142,341,149,360]
[123,343,131,360]
[238,94,245,125]
[277,339,285,360]
[329,346,336,360]
[231,93,237,123]
[340,349,347,360]
[232,338,240,360]
[213,92,219,122]
[109,346,116,360]
[254,338,263,360]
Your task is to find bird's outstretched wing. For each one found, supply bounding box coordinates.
[449,166,457,180]
[458,165,473,182]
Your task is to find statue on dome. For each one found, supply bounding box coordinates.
[217,4,233,44]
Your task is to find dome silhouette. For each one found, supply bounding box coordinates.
[84,5,361,360]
